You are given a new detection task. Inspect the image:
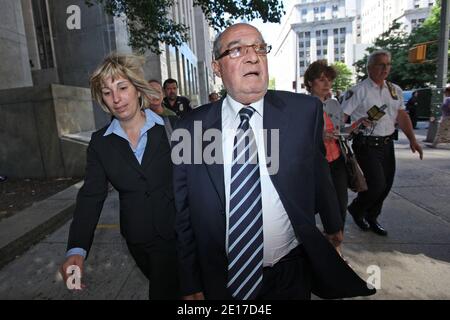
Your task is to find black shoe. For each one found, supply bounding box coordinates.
[367,220,388,236]
[348,206,369,231]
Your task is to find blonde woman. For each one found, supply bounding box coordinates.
[60,53,179,299]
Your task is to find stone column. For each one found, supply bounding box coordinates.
[0,0,33,89]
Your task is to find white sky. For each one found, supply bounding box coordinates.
[248,0,296,78]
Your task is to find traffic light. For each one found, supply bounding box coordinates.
[408,44,427,63]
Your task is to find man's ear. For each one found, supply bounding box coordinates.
[212,60,222,78]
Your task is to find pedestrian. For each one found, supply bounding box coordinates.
[208,91,220,102]
[304,60,368,255]
[406,91,419,129]
[60,53,179,299]
[148,79,177,117]
[162,78,192,117]
[173,23,375,300]
[431,86,450,147]
[342,50,423,236]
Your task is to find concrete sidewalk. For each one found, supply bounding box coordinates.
[0,126,449,299]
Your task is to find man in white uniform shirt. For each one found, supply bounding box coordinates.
[342,50,423,236]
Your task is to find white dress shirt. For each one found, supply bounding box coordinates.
[222,95,299,267]
[342,78,405,136]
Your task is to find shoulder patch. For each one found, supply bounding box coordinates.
[345,90,354,101]
[386,81,399,100]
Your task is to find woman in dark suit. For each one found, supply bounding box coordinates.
[60,53,178,299]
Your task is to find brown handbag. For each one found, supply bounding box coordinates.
[339,136,368,193]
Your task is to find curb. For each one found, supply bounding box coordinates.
[0,181,83,270]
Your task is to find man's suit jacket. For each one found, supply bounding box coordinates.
[173,90,375,299]
[67,123,176,256]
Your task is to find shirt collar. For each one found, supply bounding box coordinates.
[104,109,164,138]
[368,77,388,89]
[225,94,264,120]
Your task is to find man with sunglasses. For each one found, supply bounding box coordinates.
[173,23,375,300]
[342,50,423,236]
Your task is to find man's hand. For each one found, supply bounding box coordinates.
[59,254,85,290]
[357,117,372,129]
[183,292,205,300]
[410,139,423,160]
[325,230,343,249]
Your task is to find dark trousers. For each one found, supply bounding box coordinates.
[349,139,396,221]
[329,156,349,226]
[257,245,312,300]
[127,236,179,300]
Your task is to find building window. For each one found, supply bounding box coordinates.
[320,6,326,13]
[317,50,322,56]
[299,41,304,48]
[323,49,328,55]
[306,40,310,47]
[340,27,346,34]
[323,38,328,46]
[314,7,319,14]
[332,5,339,11]
[302,8,308,15]
[300,61,305,67]
[322,29,328,36]
[333,28,339,35]
[299,32,304,38]
[299,51,304,58]
[317,39,321,46]
[305,31,311,38]
[31,0,54,69]
[316,30,321,37]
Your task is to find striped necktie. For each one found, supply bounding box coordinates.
[227,106,263,300]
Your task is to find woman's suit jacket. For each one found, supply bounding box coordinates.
[67,122,176,257]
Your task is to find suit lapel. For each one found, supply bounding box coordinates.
[263,91,288,201]
[107,134,145,176]
[141,125,165,170]
[202,100,226,209]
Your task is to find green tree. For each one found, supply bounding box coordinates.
[354,1,446,89]
[331,61,353,92]
[86,0,284,53]
[268,77,276,90]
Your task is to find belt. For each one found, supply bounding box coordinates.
[355,133,395,147]
[264,245,305,269]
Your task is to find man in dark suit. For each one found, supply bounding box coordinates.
[172,23,375,300]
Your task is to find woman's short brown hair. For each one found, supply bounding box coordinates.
[303,60,337,92]
[90,53,159,113]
